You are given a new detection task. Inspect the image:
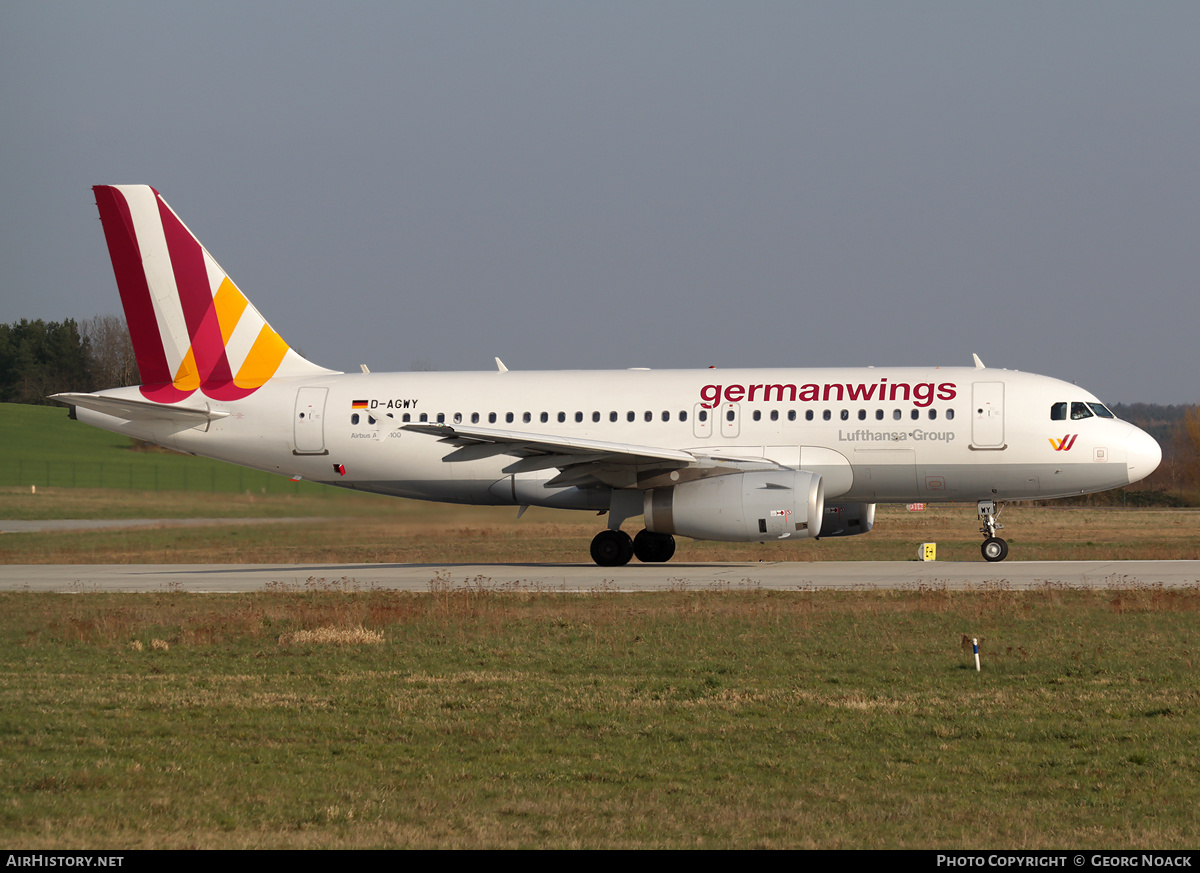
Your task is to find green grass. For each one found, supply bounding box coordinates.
[1,587,1197,848]
[0,402,342,496]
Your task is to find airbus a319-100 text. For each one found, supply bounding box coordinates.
[53,186,1162,565]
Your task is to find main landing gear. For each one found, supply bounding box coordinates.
[589,529,676,566]
[978,499,1009,562]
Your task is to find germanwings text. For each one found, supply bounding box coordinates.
[700,380,958,409]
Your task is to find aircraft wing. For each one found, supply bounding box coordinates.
[401,422,778,487]
[50,393,230,424]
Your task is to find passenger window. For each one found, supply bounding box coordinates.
[946,409,955,420]
[437,413,445,423]
[928,409,937,420]
[680,411,688,422]
[540,412,549,423]
[593,411,601,423]
[661,411,670,422]
[753,410,762,421]
[822,410,831,421]
[805,410,814,421]
[698,410,708,422]
[911,409,919,420]
[875,409,883,420]
[610,411,618,422]
[857,409,866,420]
[627,411,636,422]
[523,412,531,423]
[726,409,735,422]
[420,413,428,422]
[644,411,653,422]
[470,412,479,424]
[788,410,796,421]
[574,412,582,423]
[351,413,359,425]
[893,409,901,420]
[1071,402,1093,421]
[770,410,779,421]
[488,412,496,423]
[1051,402,1067,421]
[840,410,849,421]
[402,413,411,423]
[506,412,514,423]
[453,413,462,424]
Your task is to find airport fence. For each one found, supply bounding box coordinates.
[2,458,329,495]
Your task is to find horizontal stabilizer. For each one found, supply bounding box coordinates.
[50,392,230,424]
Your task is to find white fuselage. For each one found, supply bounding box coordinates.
[75,365,1161,511]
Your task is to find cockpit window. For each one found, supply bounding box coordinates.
[1070,402,1093,421]
[1051,402,1067,421]
[1087,402,1115,419]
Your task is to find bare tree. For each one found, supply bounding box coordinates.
[1173,406,1200,492]
[79,314,139,389]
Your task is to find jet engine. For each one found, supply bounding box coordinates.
[643,470,824,542]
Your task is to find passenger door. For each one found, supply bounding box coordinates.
[294,387,329,454]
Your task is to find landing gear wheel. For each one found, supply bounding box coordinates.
[591,530,634,566]
[977,500,1008,562]
[633,529,676,563]
[981,537,1009,562]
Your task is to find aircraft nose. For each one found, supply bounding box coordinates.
[1126,427,1162,485]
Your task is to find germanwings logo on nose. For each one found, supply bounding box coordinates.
[1049,435,1078,451]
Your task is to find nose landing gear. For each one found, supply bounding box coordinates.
[978,500,1008,562]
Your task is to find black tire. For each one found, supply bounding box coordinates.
[633,529,676,563]
[981,536,1009,562]
[591,530,634,566]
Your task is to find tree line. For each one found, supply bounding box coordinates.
[0,316,137,405]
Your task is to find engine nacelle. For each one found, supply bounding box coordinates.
[818,503,875,537]
[643,471,824,542]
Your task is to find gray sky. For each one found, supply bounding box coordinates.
[3,2,1197,404]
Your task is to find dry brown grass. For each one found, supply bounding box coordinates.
[2,490,1199,563]
[279,625,385,646]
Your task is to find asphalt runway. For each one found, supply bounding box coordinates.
[1,560,1198,592]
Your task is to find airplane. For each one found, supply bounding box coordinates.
[52,185,1162,566]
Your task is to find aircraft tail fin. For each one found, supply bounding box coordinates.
[92,185,334,403]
